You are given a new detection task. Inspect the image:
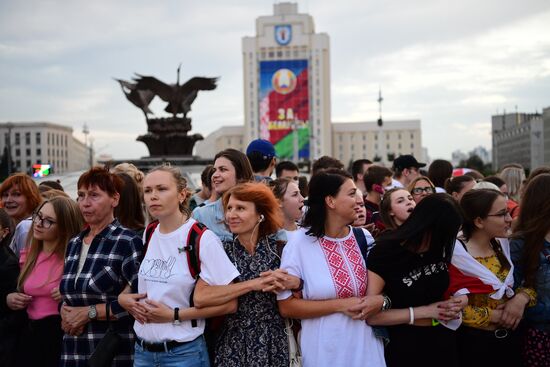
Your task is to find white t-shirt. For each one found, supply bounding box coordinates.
[134,218,239,343]
[278,227,385,367]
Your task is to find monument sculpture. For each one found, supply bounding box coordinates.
[116,65,218,156]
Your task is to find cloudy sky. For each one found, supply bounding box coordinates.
[1,0,549,160]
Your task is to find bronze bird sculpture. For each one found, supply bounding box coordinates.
[114,78,156,121]
[133,65,218,118]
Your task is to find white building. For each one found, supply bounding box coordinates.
[194,126,245,159]
[332,120,422,166]
[0,122,91,175]
[195,120,423,166]
[242,2,331,160]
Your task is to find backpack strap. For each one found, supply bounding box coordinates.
[186,221,208,328]
[352,227,369,264]
[143,220,159,259]
[185,222,208,280]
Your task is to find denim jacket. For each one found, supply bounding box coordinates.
[192,198,233,243]
[510,238,550,331]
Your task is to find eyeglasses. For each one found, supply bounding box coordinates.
[32,212,56,229]
[486,210,512,219]
[411,187,435,195]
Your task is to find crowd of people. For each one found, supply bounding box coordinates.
[0,138,549,367]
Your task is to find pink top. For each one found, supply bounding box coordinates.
[20,250,63,320]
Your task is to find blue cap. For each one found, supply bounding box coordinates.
[246,139,276,158]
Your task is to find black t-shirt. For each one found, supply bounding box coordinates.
[367,239,449,308]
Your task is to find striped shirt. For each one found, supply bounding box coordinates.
[59,219,142,367]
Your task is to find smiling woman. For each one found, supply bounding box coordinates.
[0,173,42,258]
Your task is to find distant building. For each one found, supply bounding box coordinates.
[0,122,91,175]
[242,2,331,160]
[196,120,423,166]
[452,146,491,167]
[492,111,547,170]
[470,146,491,164]
[194,126,245,158]
[331,120,422,166]
[451,150,468,167]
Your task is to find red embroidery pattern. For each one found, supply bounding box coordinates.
[319,235,367,298]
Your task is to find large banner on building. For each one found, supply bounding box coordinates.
[259,59,309,159]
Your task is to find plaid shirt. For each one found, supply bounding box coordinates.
[59,219,142,367]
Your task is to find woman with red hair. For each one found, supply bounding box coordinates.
[194,182,301,367]
[0,173,42,258]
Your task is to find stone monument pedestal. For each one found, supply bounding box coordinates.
[137,117,203,157]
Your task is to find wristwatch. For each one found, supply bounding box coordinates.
[88,304,98,320]
[381,295,392,311]
[173,307,181,325]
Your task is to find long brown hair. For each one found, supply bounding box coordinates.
[18,197,84,290]
[512,174,550,287]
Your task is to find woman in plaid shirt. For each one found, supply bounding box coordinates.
[59,167,143,367]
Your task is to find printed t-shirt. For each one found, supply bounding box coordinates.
[134,218,239,343]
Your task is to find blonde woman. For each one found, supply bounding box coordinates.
[7,197,84,367]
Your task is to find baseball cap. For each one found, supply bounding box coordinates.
[246,139,276,159]
[392,155,426,171]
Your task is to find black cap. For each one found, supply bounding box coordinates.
[392,155,426,171]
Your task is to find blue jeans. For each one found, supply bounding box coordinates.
[134,335,210,367]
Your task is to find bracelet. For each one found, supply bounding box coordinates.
[408,307,415,325]
[291,278,304,292]
[431,319,440,327]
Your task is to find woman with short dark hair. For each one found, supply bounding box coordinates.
[59,166,143,367]
[277,169,385,367]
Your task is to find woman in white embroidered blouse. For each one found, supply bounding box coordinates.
[277,168,386,367]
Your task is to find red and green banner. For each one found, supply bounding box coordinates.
[259,60,309,159]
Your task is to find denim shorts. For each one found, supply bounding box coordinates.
[134,335,210,367]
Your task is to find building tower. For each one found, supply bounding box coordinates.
[242,2,331,161]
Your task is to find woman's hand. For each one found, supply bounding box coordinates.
[497,293,529,330]
[349,295,384,320]
[118,293,148,324]
[61,304,90,330]
[337,297,363,318]
[142,299,172,323]
[416,299,462,321]
[259,269,301,293]
[6,292,32,310]
[51,287,62,303]
[450,295,468,310]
